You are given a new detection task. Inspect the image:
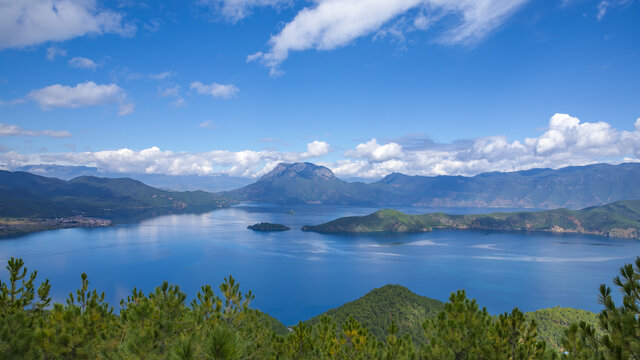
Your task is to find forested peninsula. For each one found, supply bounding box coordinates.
[302,199,640,239]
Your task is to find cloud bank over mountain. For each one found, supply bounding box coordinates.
[2,114,640,179]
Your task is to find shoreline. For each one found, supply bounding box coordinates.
[0,216,112,238]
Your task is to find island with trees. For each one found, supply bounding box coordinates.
[247,222,291,232]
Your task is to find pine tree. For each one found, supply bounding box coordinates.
[421,290,493,360]
[0,257,50,359]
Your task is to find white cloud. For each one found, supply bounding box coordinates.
[3,114,640,179]
[68,56,99,69]
[0,0,135,50]
[346,138,404,163]
[0,140,333,177]
[28,81,130,114]
[249,0,529,73]
[149,71,176,80]
[46,46,67,60]
[331,113,640,178]
[199,0,291,22]
[190,81,239,99]
[301,140,331,158]
[0,123,71,138]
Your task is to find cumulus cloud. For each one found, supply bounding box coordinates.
[4,114,640,179]
[249,0,529,73]
[346,138,404,163]
[0,0,135,50]
[68,56,99,69]
[0,123,71,138]
[301,140,331,158]
[28,81,129,113]
[190,81,239,99]
[330,113,640,178]
[0,140,333,177]
[199,0,291,22]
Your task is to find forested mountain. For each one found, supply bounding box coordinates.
[226,162,640,209]
[305,284,445,343]
[301,200,640,238]
[0,170,228,218]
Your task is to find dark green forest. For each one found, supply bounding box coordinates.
[1,257,640,359]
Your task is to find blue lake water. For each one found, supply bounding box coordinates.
[1,204,639,325]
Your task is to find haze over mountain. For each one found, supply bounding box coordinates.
[224,162,640,209]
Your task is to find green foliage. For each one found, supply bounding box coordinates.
[0,257,50,359]
[3,256,640,359]
[526,307,600,350]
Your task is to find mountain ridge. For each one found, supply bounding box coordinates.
[0,170,229,218]
[224,162,640,209]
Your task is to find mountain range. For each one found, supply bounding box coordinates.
[224,162,640,209]
[14,165,253,192]
[0,170,228,218]
[4,161,640,219]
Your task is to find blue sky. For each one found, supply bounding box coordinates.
[0,0,639,178]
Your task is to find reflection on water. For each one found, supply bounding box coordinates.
[0,204,638,325]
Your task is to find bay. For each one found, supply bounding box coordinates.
[0,204,638,325]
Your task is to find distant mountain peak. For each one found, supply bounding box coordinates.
[259,162,337,182]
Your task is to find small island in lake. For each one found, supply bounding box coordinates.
[247,222,291,232]
[301,200,640,239]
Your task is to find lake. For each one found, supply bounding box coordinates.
[1,204,638,325]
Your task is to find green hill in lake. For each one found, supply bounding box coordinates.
[302,199,640,238]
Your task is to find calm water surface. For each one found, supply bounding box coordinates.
[1,204,639,325]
